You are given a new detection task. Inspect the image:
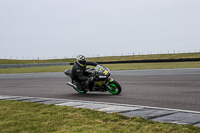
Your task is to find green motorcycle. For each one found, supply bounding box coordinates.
[65,65,121,95]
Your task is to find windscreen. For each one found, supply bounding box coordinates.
[95,65,110,76]
[95,65,106,73]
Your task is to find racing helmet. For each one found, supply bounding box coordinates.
[76,55,86,67]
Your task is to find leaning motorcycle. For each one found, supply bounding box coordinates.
[64,65,121,95]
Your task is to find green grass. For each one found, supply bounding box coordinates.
[0,58,75,65]
[1,53,200,74]
[104,61,200,70]
[89,53,200,62]
[0,100,199,133]
[1,53,200,64]
[0,62,200,74]
[0,66,72,74]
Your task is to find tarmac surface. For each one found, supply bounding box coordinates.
[0,68,200,112]
[1,68,200,127]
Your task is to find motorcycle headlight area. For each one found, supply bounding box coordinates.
[99,76,107,78]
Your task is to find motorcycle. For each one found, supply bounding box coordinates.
[64,65,121,95]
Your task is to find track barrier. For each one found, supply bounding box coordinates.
[70,58,200,65]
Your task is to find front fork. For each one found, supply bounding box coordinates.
[104,78,114,91]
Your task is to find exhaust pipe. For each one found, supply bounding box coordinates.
[66,82,77,88]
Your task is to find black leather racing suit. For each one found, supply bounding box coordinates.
[71,61,98,90]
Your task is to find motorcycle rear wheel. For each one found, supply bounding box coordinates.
[106,80,121,95]
[73,87,87,94]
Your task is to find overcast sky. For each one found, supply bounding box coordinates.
[0,0,200,59]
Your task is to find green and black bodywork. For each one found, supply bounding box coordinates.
[65,65,121,95]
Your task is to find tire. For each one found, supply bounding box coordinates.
[73,87,87,94]
[72,81,87,94]
[106,80,121,95]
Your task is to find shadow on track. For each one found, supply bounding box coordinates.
[56,92,122,101]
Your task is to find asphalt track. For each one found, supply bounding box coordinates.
[0,68,200,111]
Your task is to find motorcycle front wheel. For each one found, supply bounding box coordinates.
[105,80,121,95]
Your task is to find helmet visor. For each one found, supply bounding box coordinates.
[79,60,86,65]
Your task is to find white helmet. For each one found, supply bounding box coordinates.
[76,55,86,67]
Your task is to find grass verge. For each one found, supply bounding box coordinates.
[1,53,200,64]
[0,62,200,74]
[0,100,199,133]
[0,66,72,74]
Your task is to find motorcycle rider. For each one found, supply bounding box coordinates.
[70,55,98,91]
